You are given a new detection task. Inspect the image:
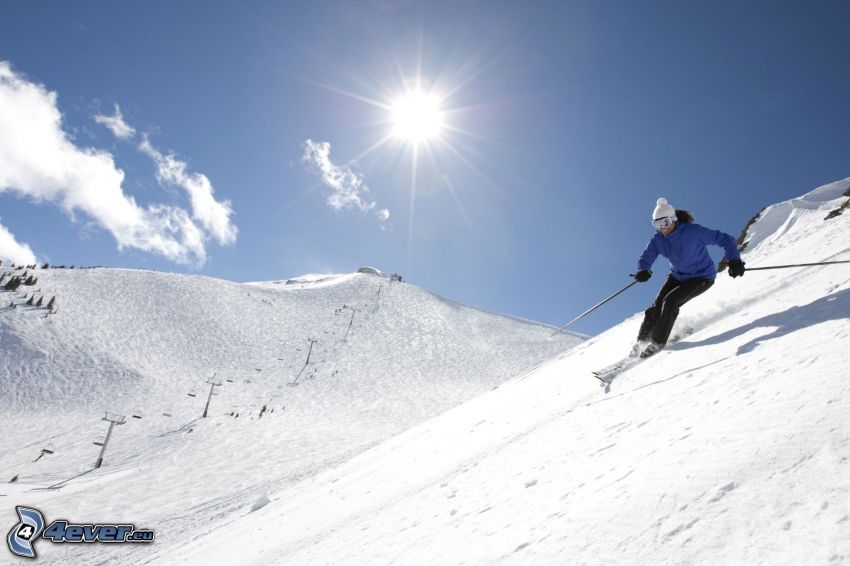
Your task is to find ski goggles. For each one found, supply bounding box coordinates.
[652,215,676,230]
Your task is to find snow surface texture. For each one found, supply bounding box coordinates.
[2,177,850,565]
[0,263,581,564]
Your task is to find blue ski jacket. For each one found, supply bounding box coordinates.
[637,222,741,281]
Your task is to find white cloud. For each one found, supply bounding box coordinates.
[0,219,37,265]
[302,140,389,222]
[139,137,237,246]
[0,61,236,266]
[94,103,136,140]
[93,97,237,248]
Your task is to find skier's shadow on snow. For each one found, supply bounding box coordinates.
[669,287,850,356]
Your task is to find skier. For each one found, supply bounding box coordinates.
[632,198,745,358]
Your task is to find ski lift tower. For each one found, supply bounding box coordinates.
[94,412,126,469]
[341,305,360,341]
[203,374,223,418]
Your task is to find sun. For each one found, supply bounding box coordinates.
[295,61,498,275]
[389,89,445,144]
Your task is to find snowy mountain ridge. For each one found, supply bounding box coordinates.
[2,177,850,565]
[739,177,850,254]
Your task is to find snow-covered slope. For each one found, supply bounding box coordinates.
[3,178,849,566]
[0,267,581,564]
[158,178,850,565]
[740,177,850,253]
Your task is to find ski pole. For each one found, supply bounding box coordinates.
[550,278,639,337]
[744,259,850,272]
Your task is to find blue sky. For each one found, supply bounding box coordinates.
[1,1,849,335]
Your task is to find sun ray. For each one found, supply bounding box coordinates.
[441,123,522,152]
[444,90,564,116]
[419,138,474,231]
[356,137,409,183]
[442,173,473,232]
[406,144,420,277]
[437,137,510,202]
[442,134,544,205]
[345,132,396,166]
[436,53,507,101]
[286,72,393,111]
[298,42,391,102]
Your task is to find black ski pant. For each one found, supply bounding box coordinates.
[637,274,713,346]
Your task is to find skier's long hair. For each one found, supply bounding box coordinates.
[675,209,694,224]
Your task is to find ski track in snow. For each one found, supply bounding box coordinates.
[2,177,850,565]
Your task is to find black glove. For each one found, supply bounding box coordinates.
[634,270,652,283]
[728,259,745,278]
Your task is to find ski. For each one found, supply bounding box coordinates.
[593,372,614,384]
[592,356,642,383]
[593,328,693,384]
